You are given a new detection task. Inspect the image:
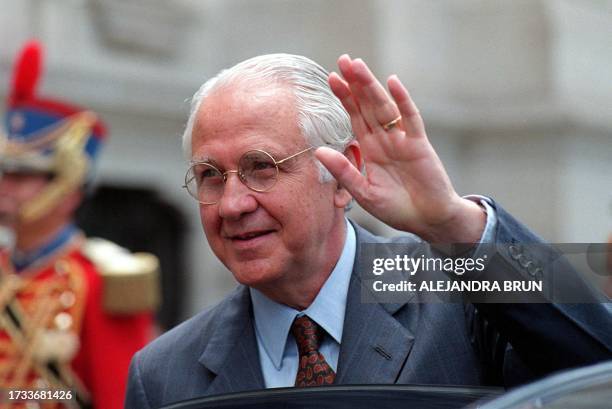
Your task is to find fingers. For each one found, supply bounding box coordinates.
[329,72,369,137]
[314,147,368,203]
[387,75,426,138]
[351,59,402,129]
[333,54,426,141]
[337,56,381,130]
[337,55,401,133]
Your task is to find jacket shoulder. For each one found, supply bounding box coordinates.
[128,287,249,406]
[81,237,160,313]
[136,286,247,365]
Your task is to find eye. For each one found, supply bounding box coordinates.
[193,164,223,185]
[201,168,221,178]
[252,160,275,171]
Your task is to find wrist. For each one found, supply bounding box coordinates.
[419,197,487,244]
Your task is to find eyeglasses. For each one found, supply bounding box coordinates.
[183,147,313,204]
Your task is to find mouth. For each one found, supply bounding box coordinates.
[228,230,275,241]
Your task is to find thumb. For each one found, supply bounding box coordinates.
[315,147,368,202]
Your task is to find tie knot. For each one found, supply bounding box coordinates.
[290,315,323,354]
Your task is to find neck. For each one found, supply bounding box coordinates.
[16,218,72,253]
[256,216,348,310]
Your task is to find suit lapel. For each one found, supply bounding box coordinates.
[336,223,416,384]
[198,287,265,395]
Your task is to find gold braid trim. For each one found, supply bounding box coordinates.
[0,256,91,405]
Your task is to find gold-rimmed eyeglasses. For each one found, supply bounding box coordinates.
[183,147,313,204]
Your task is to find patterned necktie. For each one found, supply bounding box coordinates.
[290,315,336,387]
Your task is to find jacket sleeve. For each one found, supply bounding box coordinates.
[466,200,612,387]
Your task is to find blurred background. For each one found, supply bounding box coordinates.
[1,0,610,328]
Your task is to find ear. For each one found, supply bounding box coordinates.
[333,140,362,209]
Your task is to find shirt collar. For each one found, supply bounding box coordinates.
[250,218,356,370]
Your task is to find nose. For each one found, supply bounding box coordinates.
[217,172,258,220]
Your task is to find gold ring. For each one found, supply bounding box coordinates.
[382,116,402,131]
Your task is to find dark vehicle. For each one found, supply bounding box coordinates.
[475,360,612,409]
[160,385,500,409]
[160,361,612,409]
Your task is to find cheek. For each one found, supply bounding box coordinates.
[13,189,37,205]
[281,184,334,233]
[17,182,49,204]
[199,207,221,236]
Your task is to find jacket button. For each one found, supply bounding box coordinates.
[509,245,522,259]
[534,268,543,281]
[527,262,539,276]
[518,254,532,268]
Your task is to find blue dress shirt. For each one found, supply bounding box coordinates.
[250,218,356,387]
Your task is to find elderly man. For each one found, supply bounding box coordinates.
[126,54,612,408]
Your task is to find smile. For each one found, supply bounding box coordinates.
[228,230,275,241]
[226,230,276,252]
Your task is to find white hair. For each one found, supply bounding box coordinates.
[181,53,354,182]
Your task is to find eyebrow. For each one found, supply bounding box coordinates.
[191,147,288,164]
[191,156,212,163]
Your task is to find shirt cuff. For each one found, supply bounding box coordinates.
[462,195,498,259]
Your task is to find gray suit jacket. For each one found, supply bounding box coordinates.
[125,202,612,409]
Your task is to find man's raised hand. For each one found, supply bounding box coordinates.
[315,54,486,243]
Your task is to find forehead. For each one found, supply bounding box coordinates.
[191,83,304,159]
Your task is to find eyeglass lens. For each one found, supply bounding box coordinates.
[186,150,279,203]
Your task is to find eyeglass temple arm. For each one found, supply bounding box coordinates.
[275,147,314,165]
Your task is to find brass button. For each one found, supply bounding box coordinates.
[54,312,73,331]
[60,291,76,308]
[35,377,49,388]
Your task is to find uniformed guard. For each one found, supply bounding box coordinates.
[0,41,159,409]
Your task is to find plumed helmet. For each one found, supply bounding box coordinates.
[1,40,107,222]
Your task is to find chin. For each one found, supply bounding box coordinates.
[229,260,282,288]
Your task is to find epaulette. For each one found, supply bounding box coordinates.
[82,238,160,314]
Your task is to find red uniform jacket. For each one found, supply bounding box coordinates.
[0,237,154,409]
